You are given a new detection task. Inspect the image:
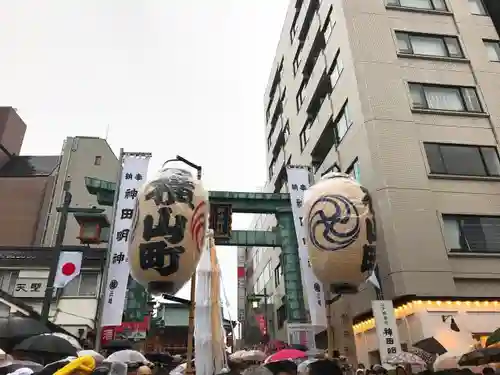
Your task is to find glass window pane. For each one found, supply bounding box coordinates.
[396,33,412,53]
[400,0,433,8]
[461,216,486,252]
[480,217,500,252]
[443,218,461,250]
[469,0,486,15]
[424,143,446,173]
[79,273,98,296]
[481,147,500,176]
[461,88,482,112]
[63,276,80,296]
[409,84,426,108]
[440,145,486,176]
[485,42,500,61]
[445,38,463,57]
[410,35,447,56]
[432,0,447,10]
[424,86,464,111]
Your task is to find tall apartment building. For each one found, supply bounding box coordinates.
[244,0,500,363]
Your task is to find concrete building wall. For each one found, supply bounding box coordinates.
[41,137,119,247]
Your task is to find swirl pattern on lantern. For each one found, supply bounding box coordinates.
[308,194,360,251]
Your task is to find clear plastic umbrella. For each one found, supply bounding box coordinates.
[78,350,105,363]
[298,359,318,375]
[229,350,247,362]
[241,350,266,362]
[106,350,149,365]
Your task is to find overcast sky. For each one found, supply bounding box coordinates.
[0,0,289,320]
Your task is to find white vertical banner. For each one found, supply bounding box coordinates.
[101,154,151,327]
[286,165,327,328]
[372,300,402,364]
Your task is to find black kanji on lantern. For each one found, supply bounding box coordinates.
[124,188,138,199]
[296,198,303,208]
[291,184,298,190]
[139,241,185,277]
[142,207,186,245]
[144,179,195,209]
[300,184,307,191]
[383,328,393,336]
[121,209,134,219]
[135,173,143,181]
[116,229,130,242]
[112,252,126,264]
[125,173,133,180]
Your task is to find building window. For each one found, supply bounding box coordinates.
[274,263,281,287]
[299,119,312,150]
[484,40,500,62]
[336,102,353,141]
[329,51,344,87]
[283,121,290,142]
[277,305,287,329]
[409,83,483,113]
[296,80,306,111]
[468,0,487,15]
[346,159,360,182]
[386,0,447,11]
[62,272,99,297]
[443,214,500,253]
[0,271,18,294]
[293,43,303,76]
[94,156,102,166]
[396,32,463,58]
[424,143,500,177]
[323,6,335,41]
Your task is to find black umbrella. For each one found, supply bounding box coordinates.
[413,337,447,356]
[14,334,78,357]
[0,317,50,343]
[458,347,500,366]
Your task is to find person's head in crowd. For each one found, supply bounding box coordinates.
[265,361,297,375]
[395,365,407,375]
[483,367,495,375]
[332,351,340,359]
[137,365,151,375]
[372,365,388,375]
[242,365,273,375]
[358,364,366,370]
[308,359,342,375]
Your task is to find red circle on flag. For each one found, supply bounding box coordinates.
[61,262,76,276]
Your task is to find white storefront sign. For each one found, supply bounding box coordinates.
[372,300,402,364]
[13,278,48,298]
[286,165,327,328]
[101,155,151,327]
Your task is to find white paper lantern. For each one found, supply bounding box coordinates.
[304,172,376,293]
[128,167,209,295]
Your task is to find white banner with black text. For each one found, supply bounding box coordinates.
[372,300,402,364]
[286,166,327,328]
[100,154,151,327]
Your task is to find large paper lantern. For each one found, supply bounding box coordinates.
[128,167,209,295]
[304,172,376,294]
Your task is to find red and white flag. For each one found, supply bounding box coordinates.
[54,251,83,288]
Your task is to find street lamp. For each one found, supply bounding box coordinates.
[248,287,269,337]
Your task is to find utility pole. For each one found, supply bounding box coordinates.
[263,287,269,336]
[41,188,72,322]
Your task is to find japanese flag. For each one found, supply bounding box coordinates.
[54,251,83,288]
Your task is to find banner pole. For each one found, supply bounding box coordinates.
[95,148,124,351]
